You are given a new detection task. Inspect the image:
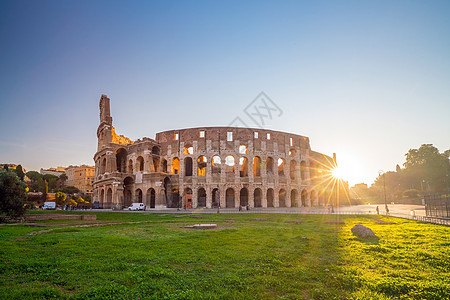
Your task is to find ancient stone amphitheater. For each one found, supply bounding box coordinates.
[93,95,337,209]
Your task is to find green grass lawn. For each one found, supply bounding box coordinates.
[0,212,449,299]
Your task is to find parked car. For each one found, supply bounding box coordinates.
[43,202,56,210]
[128,203,145,211]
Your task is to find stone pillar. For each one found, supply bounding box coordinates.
[206,186,212,208]
[249,187,255,207]
[262,188,267,208]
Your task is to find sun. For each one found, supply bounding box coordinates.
[332,167,343,179]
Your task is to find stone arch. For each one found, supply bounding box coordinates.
[240,188,248,206]
[266,157,274,175]
[101,157,106,173]
[212,156,221,174]
[161,159,168,173]
[197,188,206,207]
[278,158,285,177]
[301,189,307,207]
[278,189,286,207]
[290,189,298,207]
[290,160,297,180]
[116,148,127,173]
[239,144,248,154]
[152,157,160,172]
[300,161,307,182]
[289,149,296,157]
[239,157,248,177]
[152,146,160,155]
[254,188,262,207]
[136,188,143,202]
[184,187,193,208]
[184,144,193,155]
[267,188,274,207]
[147,188,155,208]
[253,156,261,177]
[197,156,207,176]
[123,176,134,207]
[171,157,180,174]
[106,188,112,208]
[137,156,144,172]
[225,155,235,173]
[100,189,105,206]
[212,188,220,208]
[310,190,317,206]
[185,157,193,176]
[226,188,235,208]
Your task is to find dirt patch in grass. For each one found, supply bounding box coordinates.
[325,221,345,225]
[190,215,208,219]
[375,219,396,225]
[251,218,270,221]
[285,219,303,224]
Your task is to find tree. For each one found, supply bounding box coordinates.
[57,186,80,195]
[59,173,68,187]
[55,192,67,205]
[0,169,27,218]
[13,165,25,181]
[3,164,9,171]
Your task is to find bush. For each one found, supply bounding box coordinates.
[0,170,27,219]
[403,189,420,198]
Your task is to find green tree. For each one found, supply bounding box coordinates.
[0,169,27,218]
[13,165,25,181]
[59,173,68,187]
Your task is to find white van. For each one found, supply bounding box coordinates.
[128,203,145,211]
[43,202,56,210]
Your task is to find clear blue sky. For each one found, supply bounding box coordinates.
[1,0,449,186]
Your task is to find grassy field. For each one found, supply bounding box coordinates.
[0,212,449,299]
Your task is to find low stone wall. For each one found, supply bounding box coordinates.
[25,214,97,221]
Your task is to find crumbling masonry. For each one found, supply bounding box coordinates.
[93,95,337,209]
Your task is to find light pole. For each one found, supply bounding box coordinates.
[379,170,387,212]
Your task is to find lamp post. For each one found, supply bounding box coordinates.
[379,170,387,211]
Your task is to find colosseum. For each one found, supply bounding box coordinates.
[93,94,338,209]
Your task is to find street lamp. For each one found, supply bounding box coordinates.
[379,170,387,213]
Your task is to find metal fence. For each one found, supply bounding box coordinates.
[424,193,450,218]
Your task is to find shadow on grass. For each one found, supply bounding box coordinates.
[349,235,380,245]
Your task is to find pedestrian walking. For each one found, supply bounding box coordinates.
[376,206,379,215]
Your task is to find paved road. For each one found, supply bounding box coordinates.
[91,204,426,218]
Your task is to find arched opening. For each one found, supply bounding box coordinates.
[278,189,286,207]
[289,149,296,158]
[106,188,112,208]
[290,160,297,180]
[278,158,285,177]
[123,177,134,207]
[172,188,180,208]
[184,157,193,176]
[116,148,127,173]
[239,145,248,154]
[300,161,307,182]
[184,144,194,155]
[101,158,106,174]
[171,157,180,174]
[310,190,317,206]
[136,189,143,203]
[147,188,155,208]
[290,189,298,207]
[152,157,160,172]
[212,188,220,208]
[128,159,133,173]
[254,188,262,207]
[310,162,316,181]
[100,189,105,207]
[253,156,261,177]
[301,189,307,207]
[226,188,235,208]
[239,157,248,177]
[197,156,206,176]
[266,157,274,175]
[197,188,206,207]
[267,188,274,207]
[161,159,168,173]
[152,146,160,155]
[137,156,144,172]
[184,187,193,208]
[225,155,235,173]
[212,156,221,174]
[240,188,248,206]
[163,177,172,207]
